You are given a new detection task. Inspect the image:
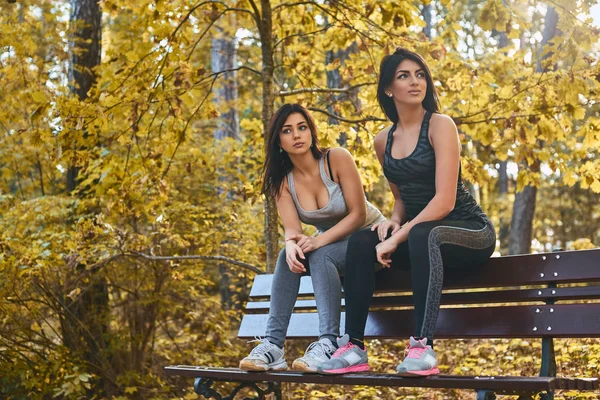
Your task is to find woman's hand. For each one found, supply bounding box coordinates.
[376,237,399,268]
[285,241,306,273]
[371,219,401,242]
[289,234,322,253]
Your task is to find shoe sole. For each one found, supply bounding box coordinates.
[397,367,440,377]
[291,359,318,373]
[239,359,288,371]
[318,363,370,375]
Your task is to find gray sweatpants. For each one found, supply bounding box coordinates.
[264,238,348,348]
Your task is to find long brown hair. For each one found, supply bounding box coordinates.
[377,48,440,123]
[261,104,325,199]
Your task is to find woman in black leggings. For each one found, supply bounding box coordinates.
[318,48,496,376]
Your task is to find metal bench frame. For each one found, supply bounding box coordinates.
[165,248,600,399]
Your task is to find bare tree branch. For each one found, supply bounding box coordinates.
[194,66,262,85]
[107,50,156,96]
[308,107,385,124]
[455,99,599,126]
[247,0,262,29]
[160,73,218,179]
[170,1,255,41]
[546,0,595,29]
[274,26,330,48]
[272,0,384,45]
[273,1,314,11]
[279,81,375,96]
[185,7,257,61]
[127,253,264,274]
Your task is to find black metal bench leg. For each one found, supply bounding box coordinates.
[476,390,496,400]
[193,378,282,400]
[539,284,556,400]
[271,381,282,400]
[539,392,554,400]
[194,378,222,399]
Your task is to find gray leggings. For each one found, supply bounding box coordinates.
[265,238,348,348]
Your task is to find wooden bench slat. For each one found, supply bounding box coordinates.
[244,286,600,313]
[167,250,600,396]
[249,249,600,298]
[164,366,598,392]
[239,304,600,339]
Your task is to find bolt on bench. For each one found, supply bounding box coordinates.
[165,248,600,399]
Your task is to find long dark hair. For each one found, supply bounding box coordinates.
[377,48,440,123]
[261,104,325,199]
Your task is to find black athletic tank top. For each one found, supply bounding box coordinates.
[383,111,488,225]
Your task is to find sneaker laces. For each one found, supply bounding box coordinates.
[332,342,355,358]
[404,344,426,359]
[304,340,335,359]
[247,336,275,356]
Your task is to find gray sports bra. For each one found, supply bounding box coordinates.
[287,154,385,233]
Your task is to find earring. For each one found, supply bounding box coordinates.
[279,147,283,153]
[310,142,314,148]
[386,92,393,97]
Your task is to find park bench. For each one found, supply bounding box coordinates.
[165,248,600,399]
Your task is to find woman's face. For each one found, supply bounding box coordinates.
[279,112,312,155]
[386,59,428,105]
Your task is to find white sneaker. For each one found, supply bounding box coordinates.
[239,338,287,371]
[292,338,337,373]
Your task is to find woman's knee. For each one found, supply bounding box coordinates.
[274,247,294,275]
[275,247,287,266]
[308,247,337,273]
[347,228,377,255]
[408,221,439,244]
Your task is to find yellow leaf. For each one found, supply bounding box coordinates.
[67,287,81,300]
[125,386,137,394]
[562,171,578,186]
[591,179,600,193]
[573,106,586,120]
[499,85,512,98]
[32,91,46,104]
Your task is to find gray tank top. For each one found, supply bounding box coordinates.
[287,155,385,233]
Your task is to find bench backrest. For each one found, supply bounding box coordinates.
[239,248,600,339]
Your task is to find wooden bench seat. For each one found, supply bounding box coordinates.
[165,248,600,399]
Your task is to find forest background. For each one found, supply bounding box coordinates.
[1,0,600,399]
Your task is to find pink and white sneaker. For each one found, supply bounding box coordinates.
[396,337,440,377]
[316,334,370,374]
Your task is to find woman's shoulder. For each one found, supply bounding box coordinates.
[374,125,394,152]
[326,147,353,162]
[429,112,457,130]
[279,172,290,191]
[375,125,394,139]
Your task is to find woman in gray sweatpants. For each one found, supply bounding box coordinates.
[239,104,384,372]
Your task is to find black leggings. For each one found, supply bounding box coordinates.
[343,219,496,345]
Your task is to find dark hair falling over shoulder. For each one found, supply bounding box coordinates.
[261,104,326,200]
[377,48,441,123]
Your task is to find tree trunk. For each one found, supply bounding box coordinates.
[211,21,239,308]
[508,184,537,254]
[211,29,240,142]
[260,0,279,273]
[536,7,558,73]
[498,160,510,251]
[326,43,358,146]
[326,49,342,128]
[67,0,102,191]
[63,0,113,395]
[422,3,432,40]
[508,6,557,255]
[496,29,510,252]
[61,257,115,395]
